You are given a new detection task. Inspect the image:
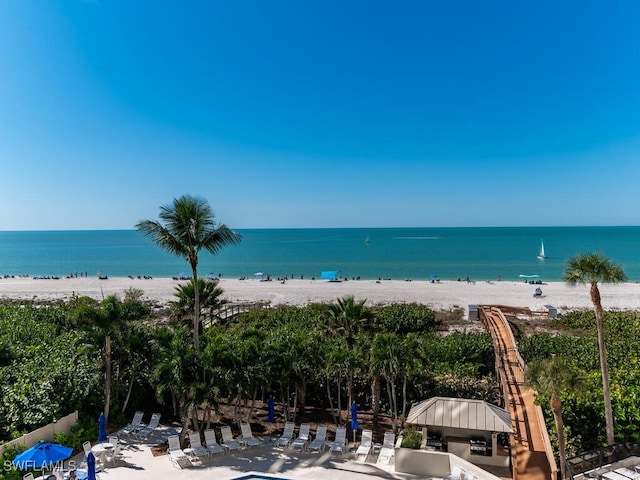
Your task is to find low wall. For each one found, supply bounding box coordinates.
[0,411,78,456]
[395,448,502,480]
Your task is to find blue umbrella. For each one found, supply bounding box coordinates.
[12,441,73,470]
[350,401,359,442]
[87,452,96,480]
[98,412,107,442]
[267,395,275,423]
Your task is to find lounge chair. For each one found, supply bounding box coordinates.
[291,423,311,451]
[274,422,296,449]
[377,432,396,465]
[328,426,347,454]
[240,423,263,448]
[23,474,35,480]
[134,412,160,439]
[356,429,373,460]
[168,435,192,469]
[188,432,210,460]
[120,411,145,437]
[220,426,242,452]
[204,429,225,456]
[308,425,327,453]
[445,465,463,480]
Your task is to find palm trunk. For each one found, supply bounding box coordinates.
[105,334,111,421]
[327,378,338,425]
[592,282,615,445]
[401,374,408,429]
[371,375,381,426]
[121,366,135,414]
[551,392,567,480]
[192,265,200,353]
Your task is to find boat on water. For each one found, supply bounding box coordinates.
[537,240,547,259]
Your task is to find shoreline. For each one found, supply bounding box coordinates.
[2,276,640,314]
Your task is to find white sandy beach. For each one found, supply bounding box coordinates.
[1,276,639,315]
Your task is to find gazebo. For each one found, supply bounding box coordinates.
[406,396,513,467]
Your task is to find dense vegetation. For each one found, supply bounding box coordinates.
[520,310,640,455]
[0,295,496,448]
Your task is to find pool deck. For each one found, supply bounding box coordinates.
[70,427,430,480]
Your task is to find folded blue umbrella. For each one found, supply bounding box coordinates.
[98,412,107,442]
[87,452,96,480]
[12,441,73,469]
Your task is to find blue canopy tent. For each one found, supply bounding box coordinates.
[320,270,341,282]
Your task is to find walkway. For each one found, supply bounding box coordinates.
[480,306,556,480]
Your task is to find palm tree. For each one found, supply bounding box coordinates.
[136,195,241,352]
[525,356,587,480]
[564,252,626,445]
[171,277,227,327]
[325,296,374,408]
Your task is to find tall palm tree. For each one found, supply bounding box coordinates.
[564,252,626,445]
[326,296,374,408]
[525,356,587,480]
[136,195,241,352]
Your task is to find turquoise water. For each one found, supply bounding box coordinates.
[0,227,639,281]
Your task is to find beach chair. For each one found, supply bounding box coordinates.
[291,423,311,451]
[204,429,225,456]
[23,474,34,480]
[220,426,242,452]
[328,426,347,454]
[188,432,210,460]
[356,429,373,460]
[240,423,263,448]
[377,432,396,465]
[445,466,463,480]
[167,435,192,469]
[134,412,160,439]
[308,425,328,453]
[120,410,145,437]
[274,422,296,449]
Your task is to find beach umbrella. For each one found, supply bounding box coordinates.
[350,401,359,443]
[267,395,275,423]
[12,441,73,470]
[98,412,107,442]
[87,452,96,480]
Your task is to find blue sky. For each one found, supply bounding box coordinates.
[2,0,640,230]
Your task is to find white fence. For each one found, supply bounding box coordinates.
[0,411,78,456]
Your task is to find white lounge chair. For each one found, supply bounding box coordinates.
[377,432,396,465]
[328,426,347,454]
[167,435,192,469]
[120,411,145,437]
[188,432,211,460]
[291,423,311,451]
[356,429,373,460]
[445,465,463,480]
[240,423,263,448]
[220,426,242,452]
[308,425,327,453]
[274,422,296,449]
[134,412,160,439]
[204,429,225,456]
[23,474,35,480]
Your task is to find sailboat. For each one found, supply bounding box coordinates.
[537,240,547,259]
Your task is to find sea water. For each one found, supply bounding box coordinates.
[0,227,639,282]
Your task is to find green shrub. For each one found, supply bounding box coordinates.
[400,429,422,449]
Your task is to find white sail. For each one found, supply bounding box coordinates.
[537,240,547,259]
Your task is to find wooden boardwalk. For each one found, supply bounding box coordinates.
[480,306,557,480]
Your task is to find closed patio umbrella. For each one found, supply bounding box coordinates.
[350,401,359,443]
[87,452,96,480]
[267,395,275,423]
[98,412,107,442]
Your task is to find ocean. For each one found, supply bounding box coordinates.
[0,227,639,282]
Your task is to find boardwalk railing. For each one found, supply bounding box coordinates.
[201,301,269,329]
